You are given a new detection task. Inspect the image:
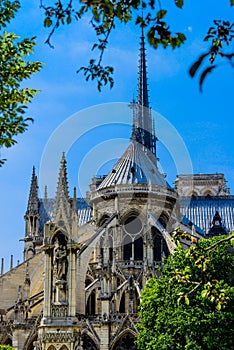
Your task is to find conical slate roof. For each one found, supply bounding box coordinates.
[98,141,170,189]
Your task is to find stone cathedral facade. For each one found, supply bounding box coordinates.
[0,32,234,350]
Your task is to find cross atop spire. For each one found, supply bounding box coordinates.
[131,27,157,158]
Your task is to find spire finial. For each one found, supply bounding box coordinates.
[24,167,40,241]
[138,26,149,109]
[1,258,4,275]
[44,185,48,201]
[73,187,77,211]
[10,255,13,270]
[130,28,157,157]
[26,166,39,212]
[129,97,137,141]
[52,152,70,223]
[56,152,69,199]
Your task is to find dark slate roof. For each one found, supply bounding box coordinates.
[179,196,234,234]
[38,194,234,236]
[38,198,92,232]
[181,215,204,235]
[77,199,92,226]
[98,141,170,189]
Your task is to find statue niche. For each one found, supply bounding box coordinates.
[53,234,68,304]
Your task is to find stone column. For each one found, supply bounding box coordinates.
[12,327,30,350]
[68,246,77,317]
[43,248,52,319]
[100,298,110,350]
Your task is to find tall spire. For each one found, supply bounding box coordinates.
[138,27,149,109]
[26,166,39,213]
[24,167,40,242]
[132,27,157,157]
[52,152,70,223]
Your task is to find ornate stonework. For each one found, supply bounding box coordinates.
[175,173,230,197]
[0,32,232,350]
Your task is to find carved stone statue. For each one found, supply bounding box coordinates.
[53,238,68,303]
[54,238,67,281]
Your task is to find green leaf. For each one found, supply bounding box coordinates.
[175,0,184,8]
[201,289,208,298]
[189,53,209,77]
[157,10,167,19]
[44,17,52,27]
[0,7,42,164]
[199,65,216,91]
[66,15,71,24]
[137,235,234,350]
[204,35,214,42]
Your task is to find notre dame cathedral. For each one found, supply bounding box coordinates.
[0,31,233,350]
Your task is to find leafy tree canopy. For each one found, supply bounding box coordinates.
[40,0,234,90]
[0,0,43,166]
[136,234,234,350]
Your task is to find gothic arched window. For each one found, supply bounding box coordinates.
[123,215,143,261]
[152,227,169,262]
[86,289,96,316]
[113,333,136,350]
[83,334,98,350]
[109,235,113,262]
[124,215,142,235]
[123,235,132,260]
[47,346,56,350]
[119,293,126,313]
[153,231,162,261]
[134,236,143,260]
[60,346,69,350]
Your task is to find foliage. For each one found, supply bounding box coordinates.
[136,234,234,350]
[40,0,233,90]
[0,0,42,166]
[0,346,14,350]
[189,20,234,91]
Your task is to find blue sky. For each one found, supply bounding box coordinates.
[0,0,233,269]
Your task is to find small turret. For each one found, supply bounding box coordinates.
[207,211,228,237]
[10,254,13,270]
[24,167,40,237]
[1,258,4,275]
[23,167,41,260]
